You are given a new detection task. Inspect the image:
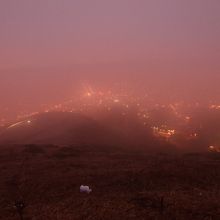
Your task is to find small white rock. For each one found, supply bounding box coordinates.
[80,185,92,194]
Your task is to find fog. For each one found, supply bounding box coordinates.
[1,2,220,219]
[0,0,220,120]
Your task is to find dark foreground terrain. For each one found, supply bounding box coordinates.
[0,145,220,220]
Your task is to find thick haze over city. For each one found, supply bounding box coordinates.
[0,0,220,119]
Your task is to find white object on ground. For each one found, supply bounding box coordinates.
[80,185,92,194]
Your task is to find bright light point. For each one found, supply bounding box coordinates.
[114,99,119,103]
[87,92,92,97]
[27,120,31,124]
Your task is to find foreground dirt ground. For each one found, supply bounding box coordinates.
[0,145,220,220]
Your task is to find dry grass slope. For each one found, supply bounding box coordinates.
[0,145,220,220]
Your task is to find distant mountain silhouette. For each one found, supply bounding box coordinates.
[0,111,175,152]
[0,112,120,146]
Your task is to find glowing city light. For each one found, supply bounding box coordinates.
[87,92,92,97]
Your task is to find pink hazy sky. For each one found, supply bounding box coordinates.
[0,0,220,109]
